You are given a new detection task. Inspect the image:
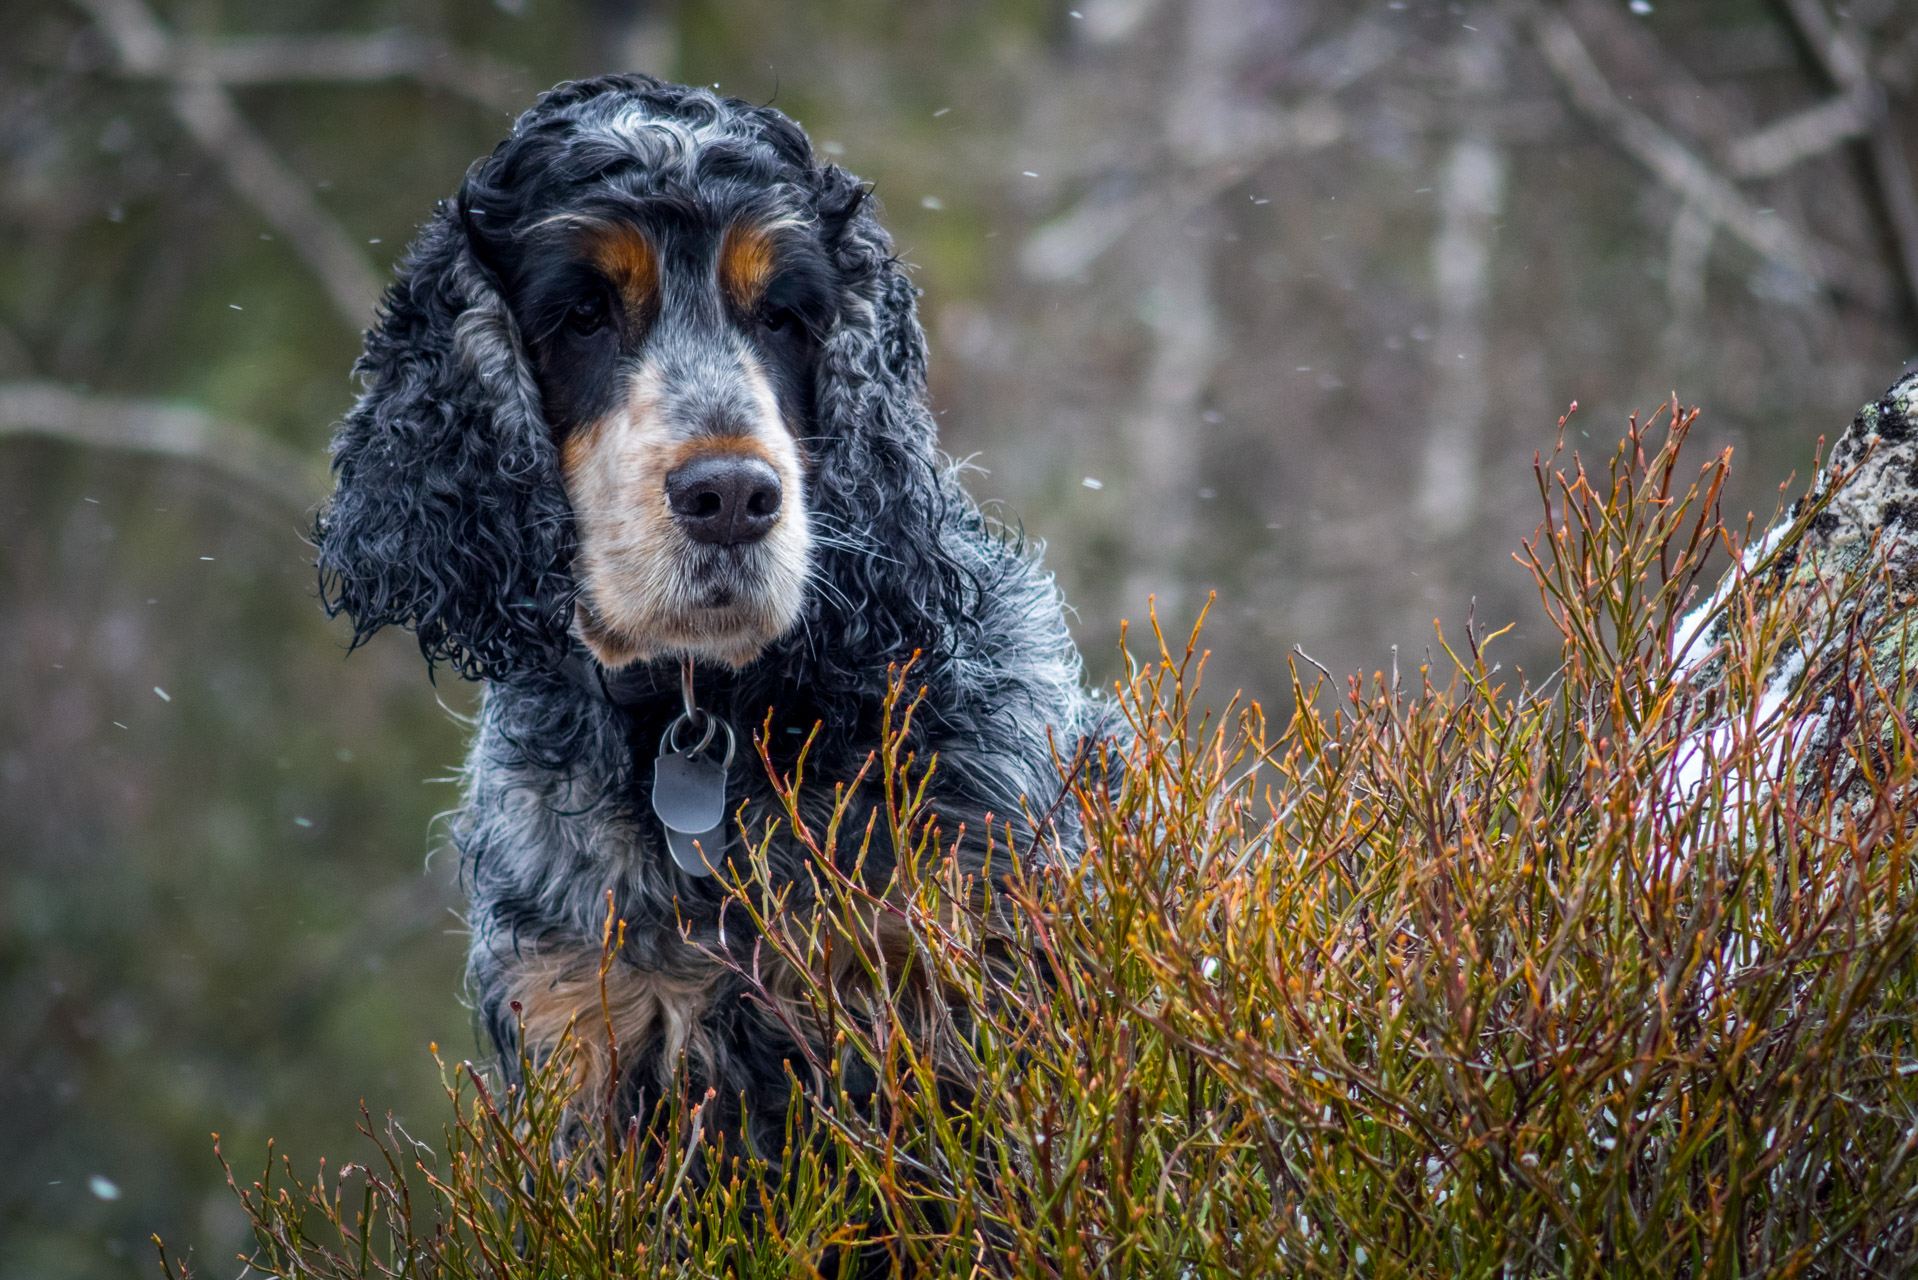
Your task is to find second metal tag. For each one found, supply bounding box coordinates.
[653,745,728,877]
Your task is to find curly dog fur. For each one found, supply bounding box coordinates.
[315,74,1106,1153]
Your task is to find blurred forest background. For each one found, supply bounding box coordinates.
[4,0,1918,1273]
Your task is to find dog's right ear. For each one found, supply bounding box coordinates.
[315,199,577,680]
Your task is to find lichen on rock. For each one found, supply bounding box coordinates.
[1675,369,1918,811]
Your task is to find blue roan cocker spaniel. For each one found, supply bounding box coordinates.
[316,74,1108,1162]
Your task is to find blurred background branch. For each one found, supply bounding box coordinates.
[1726,92,1872,179]
[0,381,321,513]
[73,0,390,327]
[1777,0,1918,327]
[113,32,527,116]
[1528,3,1890,310]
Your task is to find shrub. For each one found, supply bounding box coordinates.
[160,398,1918,1278]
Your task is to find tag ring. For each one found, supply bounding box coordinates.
[661,711,735,769]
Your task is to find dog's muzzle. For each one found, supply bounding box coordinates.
[560,354,812,669]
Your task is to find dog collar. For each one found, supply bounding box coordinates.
[558,650,734,877]
[557,648,671,708]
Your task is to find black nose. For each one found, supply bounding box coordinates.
[665,455,783,546]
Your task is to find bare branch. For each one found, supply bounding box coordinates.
[1564,0,1746,147]
[1284,18,1404,96]
[1868,120,1918,313]
[1778,0,1918,321]
[73,0,384,329]
[138,32,526,118]
[1527,4,1891,310]
[78,0,167,70]
[1779,0,1870,86]
[1019,100,1341,282]
[0,381,322,513]
[1020,188,1162,283]
[1417,51,1508,545]
[1665,200,1715,339]
[1881,24,1918,95]
[164,80,384,325]
[1726,93,1872,178]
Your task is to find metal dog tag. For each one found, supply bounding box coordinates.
[664,821,726,878]
[652,714,735,878]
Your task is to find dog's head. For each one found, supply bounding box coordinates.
[318,75,945,679]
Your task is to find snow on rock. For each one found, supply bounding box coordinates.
[1673,369,1918,815]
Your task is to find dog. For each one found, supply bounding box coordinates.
[315,73,1107,1163]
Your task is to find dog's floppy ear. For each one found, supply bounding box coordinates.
[795,168,982,669]
[819,180,928,396]
[316,198,576,680]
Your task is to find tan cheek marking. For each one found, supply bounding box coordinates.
[719,222,776,312]
[558,418,604,481]
[583,224,659,335]
[560,376,681,668]
[558,349,814,668]
[505,945,720,1112]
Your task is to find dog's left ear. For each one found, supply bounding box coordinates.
[792,165,988,671]
[315,199,576,680]
[816,177,930,400]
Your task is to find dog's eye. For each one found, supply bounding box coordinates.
[567,293,610,335]
[763,307,798,334]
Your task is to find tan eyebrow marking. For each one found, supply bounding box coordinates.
[718,222,778,311]
[580,223,658,331]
